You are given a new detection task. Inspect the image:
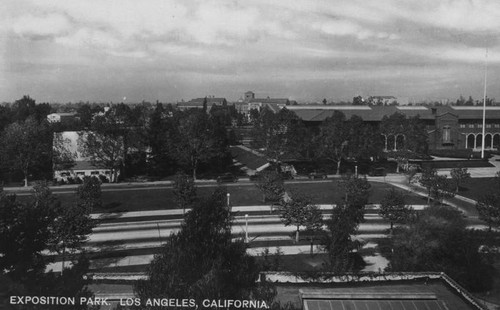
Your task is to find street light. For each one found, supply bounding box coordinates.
[245,214,249,243]
[226,193,230,207]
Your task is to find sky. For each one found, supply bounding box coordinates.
[1,0,500,104]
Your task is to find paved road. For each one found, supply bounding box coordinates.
[44,203,488,273]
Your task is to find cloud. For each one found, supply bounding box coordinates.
[11,12,71,39]
[371,0,500,32]
[311,18,399,40]
[3,0,500,103]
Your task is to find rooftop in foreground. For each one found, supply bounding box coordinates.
[267,272,487,310]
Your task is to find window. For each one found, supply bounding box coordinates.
[495,124,500,128]
[487,124,492,128]
[468,124,474,128]
[478,124,483,128]
[459,124,466,128]
[442,126,451,143]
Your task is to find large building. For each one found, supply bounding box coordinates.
[244,91,291,110]
[285,105,500,151]
[53,131,120,183]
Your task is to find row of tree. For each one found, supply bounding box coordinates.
[0,96,241,185]
[254,168,498,292]
[1,95,430,185]
[250,107,429,174]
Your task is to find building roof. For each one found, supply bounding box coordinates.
[71,161,103,171]
[301,285,455,310]
[249,98,289,105]
[48,112,77,117]
[267,272,486,310]
[185,97,227,105]
[287,105,500,122]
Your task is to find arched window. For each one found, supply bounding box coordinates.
[442,125,451,143]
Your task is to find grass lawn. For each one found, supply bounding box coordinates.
[457,177,499,200]
[43,180,427,213]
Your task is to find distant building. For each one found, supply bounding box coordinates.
[244,91,255,102]
[177,97,227,111]
[47,112,78,124]
[53,131,119,183]
[244,91,290,112]
[285,105,500,151]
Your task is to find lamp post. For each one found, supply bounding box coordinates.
[226,193,230,207]
[245,214,249,243]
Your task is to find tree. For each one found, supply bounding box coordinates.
[250,107,305,162]
[476,194,500,232]
[405,116,428,154]
[172,171,197,214]
[254,170,285,207]
[78,115,125,182]
[278,190,322,243]
[322,175,370,273]
[76,103,103,128]
[0,117,51,186]
[322,202,362,273]
[47,179,96,269]
[456,95,465,106]
[465,96,474,106]
[390,150,411,173]
[76,176,102,211]
[380,113,428,155]
[418,168,455,205]
[146,102,179,176]
[352,95,364,105]
[404,164,419,184]
[0,105,12,132]
[135,188,267,305]
[11,95,36,122]
[338,174,371,223]
[52,132,77,171]
[450,167,471,192]
[346,115,383,162]
[0,184,96,305]
[0,187,53,280]
[379,188,413,234]
[202,96,208,113]
[316,111,349,174]
[174,111,227,180]
[303,206,324,256]
[387,205,494,292]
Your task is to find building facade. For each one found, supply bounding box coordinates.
[286,105,500,151]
